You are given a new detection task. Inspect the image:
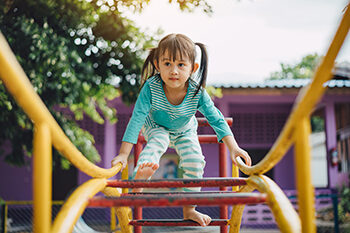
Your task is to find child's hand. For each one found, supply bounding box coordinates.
[111,153,128,170]
[230,147,251,167]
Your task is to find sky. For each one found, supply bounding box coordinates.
[124,0,350,84]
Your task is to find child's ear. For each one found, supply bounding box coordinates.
[192,63,199,73]
[154,60,160,71]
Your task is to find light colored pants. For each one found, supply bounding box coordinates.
[132,124,206,192]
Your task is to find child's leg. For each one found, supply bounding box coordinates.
[174,133,211,227]
[132,127,170,192]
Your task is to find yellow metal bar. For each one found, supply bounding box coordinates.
[110,207,117,231]
[235,2,350,176]
[0,32,121,179]
[102,187,133,233]
[102,187,120,232]
[247,175,301,233]
[122,164,129,193]
[116,207,133,233]
[295,118,316,233]
[232,164,239,192]
[3,204,8,233]
[51,178,107,233]
[228,185,254,233]
[4,200,64,205]
[51,201,65,205]
[33,123,52,233]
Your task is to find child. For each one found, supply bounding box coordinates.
[111,33,252,227]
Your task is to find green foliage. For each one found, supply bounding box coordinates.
[310,116,325,133]
[168,0,213,15]
[339,179,350,224]
[0,0,147,167]
[0,0,213,168]
[268,53,321,80]
[205,86,223,99]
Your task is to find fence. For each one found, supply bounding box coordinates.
[0,189,342,233]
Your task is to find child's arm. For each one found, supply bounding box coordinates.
[111,141,134,170]
[222,135,251,166]
[111,81,152,170]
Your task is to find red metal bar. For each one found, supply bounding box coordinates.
[219,144,228,186]
[89,193,267,207]
[107,177,247,189]
[138,135,219,144]
[198,135,219,144]
[122,191,236,196]
[197,117,233,127]
[137,135,146,144]
[134,118,234,145]
[134,135,143,167]
[134,135,143,233]
[129,219,228,227]
[219,143,228,233]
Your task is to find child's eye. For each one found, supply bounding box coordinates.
[178,63,185,67]
[165,62,171,66]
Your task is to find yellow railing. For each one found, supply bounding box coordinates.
[234,3,350,233]
[0,32,125,233]
[0,2,349,233]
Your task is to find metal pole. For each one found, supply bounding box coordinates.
[219,143,228,233]
[294,117,316,233]
[134,136,143,233]
[33,123,52,233]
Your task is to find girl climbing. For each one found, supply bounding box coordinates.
[112,33,252,227]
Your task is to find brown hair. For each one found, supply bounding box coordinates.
[141,33,208,97]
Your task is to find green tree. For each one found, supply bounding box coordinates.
[267,53,321,80]
[0,0,213,168]
[266,53,324,134]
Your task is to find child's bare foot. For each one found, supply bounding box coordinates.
[132,162,159,192]
[183,206,211,227]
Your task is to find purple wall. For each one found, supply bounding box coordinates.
[0,162,33,200]
[215,95,296,189]
[323,96,350,187]
[0,142,33,200]
[1,89,350,201]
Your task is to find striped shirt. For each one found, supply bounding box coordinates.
[122,74,232,144]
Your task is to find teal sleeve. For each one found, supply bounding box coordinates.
[122,82,152,144]
[198,89,233,143]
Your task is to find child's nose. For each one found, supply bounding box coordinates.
[170,66,178,74]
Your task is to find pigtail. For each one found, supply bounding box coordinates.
[140,48,157,88]
[193,42,208,97]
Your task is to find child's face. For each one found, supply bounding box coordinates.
[155,50,198,90]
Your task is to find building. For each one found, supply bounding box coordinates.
[1,68,350,202]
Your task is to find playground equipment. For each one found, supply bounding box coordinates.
[129,117,236,233]
[0,2,349,232]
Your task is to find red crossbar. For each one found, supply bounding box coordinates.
[89,193,267,207]
[122,191,236,196]
[107,177,247,189]
[197,117,233,127]
[137,135,222,144]
[129,219,228,227]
